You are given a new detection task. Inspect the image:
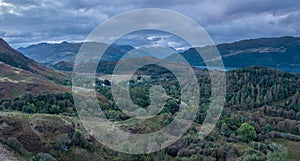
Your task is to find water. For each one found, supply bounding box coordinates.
[275,66,300,74]
[195,66,300,74]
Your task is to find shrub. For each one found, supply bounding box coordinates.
[87,142,95,153]
[32,153,57,161]
[49,105,60,114]
[53,134,71,151]
[221,123,232,137]
[22,105,34,114]
[72,130,83,146]
[167,146,179,157]
[71,130,95,152]
[263,124,272,132]
[6,137,21,152]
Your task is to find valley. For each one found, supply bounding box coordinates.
[0,38,299,160]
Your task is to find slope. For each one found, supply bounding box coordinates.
[0,38,69,98]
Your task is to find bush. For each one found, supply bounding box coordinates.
[72,130,83,146]
[6,137,21,152]
[167,146,179,157]
[32,153,57,161]
[263,124,272,132]
[22,105,34,114]
[221,123,232,137]
[72,130,95,152]
[49,105,60,114]
[87,142,95,153]
[53,134,71,151]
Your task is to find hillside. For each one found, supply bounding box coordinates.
[0,66,300,160]
[0,38,68,83]
[0,38,69,98]
[170,36,300,67]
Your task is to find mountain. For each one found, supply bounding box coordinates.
[170,36,300,67]
[18,41,134,65]
[0,38,69,98]
[19,36,300,72]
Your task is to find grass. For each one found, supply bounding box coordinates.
[231,142,251,151]
[276,139,300,161]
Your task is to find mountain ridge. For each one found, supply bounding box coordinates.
[177,36,300,67]
[18,41,135,65]
[18,36,300,71]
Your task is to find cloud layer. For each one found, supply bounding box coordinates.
[1,0,300,48]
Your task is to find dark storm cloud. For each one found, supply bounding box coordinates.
[1,0,300,48]
[1,0,108,47]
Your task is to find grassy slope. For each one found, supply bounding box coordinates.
[0,62,69,98]
[0,112,90,161]
[276,140,300,161]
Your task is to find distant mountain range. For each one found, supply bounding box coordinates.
[18,41,134,65]
[17,36,300,72]
[0,38,69,98]
[177,36,300,67]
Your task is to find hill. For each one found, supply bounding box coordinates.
[0,38,69,98]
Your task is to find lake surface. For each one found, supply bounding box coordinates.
[195,66,300,74]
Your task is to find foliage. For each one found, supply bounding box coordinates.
[237,123,257,142]
[6,137,21,152]
[167,146,179,157]
[22,105,35,114]
[266,143,287,161]
[32,153,57,161]
[72,130,95,153]
[237,153,264,161]
[1,65,300,160]
[0,92,75,116]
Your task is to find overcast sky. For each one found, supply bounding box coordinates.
[1,0,300,48]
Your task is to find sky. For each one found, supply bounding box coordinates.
[0,0,300,48]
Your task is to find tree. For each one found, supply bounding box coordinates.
[237,123,257,142]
